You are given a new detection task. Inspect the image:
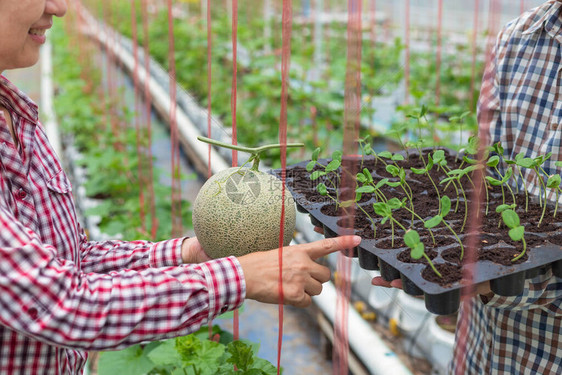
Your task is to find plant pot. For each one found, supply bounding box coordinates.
[490,270,526,296]
[358,248,379,270]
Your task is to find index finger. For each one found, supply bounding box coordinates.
[299,235,362,260]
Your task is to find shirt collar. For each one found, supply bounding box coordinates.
[0,74,39,124]
[522,1,562,42]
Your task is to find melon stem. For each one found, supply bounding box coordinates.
[197,136,305,170]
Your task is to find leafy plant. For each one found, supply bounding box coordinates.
[307,148,352,209]
[424,196,465,260]
[97,325,279,375]
[372,198,409,248]
[403,229,442,278]
[500,209,526,262]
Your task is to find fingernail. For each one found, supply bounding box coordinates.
[352,235,362,245]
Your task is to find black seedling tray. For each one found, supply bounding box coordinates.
[275,157,562,315]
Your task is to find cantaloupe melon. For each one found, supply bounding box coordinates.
[193,167,296,259]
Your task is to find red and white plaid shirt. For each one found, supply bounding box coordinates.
[0,75,245,374]
[451,2,562,374]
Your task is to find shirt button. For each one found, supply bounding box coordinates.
[16,189,27,199]
[552,123,559,130]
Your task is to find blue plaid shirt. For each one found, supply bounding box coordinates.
[450,2,562,374]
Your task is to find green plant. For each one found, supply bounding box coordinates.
[97,325,279,375]
[500,209,526,262]
[372,198,409,248]
[424,196,465,260]
[307,148,351,209]
[403,229,442,278]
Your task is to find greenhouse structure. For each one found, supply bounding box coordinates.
[1,0,560,374]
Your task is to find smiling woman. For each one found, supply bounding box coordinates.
[0,0,67,72]
[0,1,360,373]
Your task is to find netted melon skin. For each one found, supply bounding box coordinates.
[193,167,296,259]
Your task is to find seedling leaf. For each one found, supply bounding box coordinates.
[403,230,420,248]
[378,151,392,159]
[312,148,321,161]
[501,209,520,228]
[547,174,561,188]
[487,155,500,167]
[496,204,516,213]
[332,150,343,161]
[509,226,525,241]
[356,185,376,194]
[387,198,402,209]
[310,170,326,180]
[411,167,426,175]
[424,215,442,228]
[316,183,328,196]
[326,159,341,172]
[410,243,425,259]
[306,161,316,172]
[441,196,451,217]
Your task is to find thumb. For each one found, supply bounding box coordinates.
[301,235,362,260]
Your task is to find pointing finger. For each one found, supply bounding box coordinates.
[302,235,362,260]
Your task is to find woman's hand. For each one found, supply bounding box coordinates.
[238,235,361,307]
[181,237,212,264]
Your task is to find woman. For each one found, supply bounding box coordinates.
[0,1,361,373]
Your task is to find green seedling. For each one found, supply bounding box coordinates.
[424,195,465,260]
[432,149,465,215]
[501,209,526,262]
[403,229,442,278]
[358,136,374,170]
[385,163,415,223]
[485,155,516,206]
[307,148,353,209]
[373,198,408,248]
[506,152,534,211]
[546,173,562,218]
[410,152,442,211]
[448,110,472,148]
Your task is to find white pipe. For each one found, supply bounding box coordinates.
[40,40,63,158]
[313,280,413,375]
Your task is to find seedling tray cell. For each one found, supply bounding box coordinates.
[275,151,562,315]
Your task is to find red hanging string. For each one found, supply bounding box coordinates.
[230,0,240,342]
[231,0,239,166]
[435,0,443,107]
[455,2,501,374]
[167,0,182,237]
[131,0,147,235]
[277,0,293,373]
[404,0,410,105]
[333,1,362,373]
[370,0,377,46]
[520,0,526,14]
[140,0,159,239]
[207,0,213,179]
[205,0,214,340]
[469,0,480,110]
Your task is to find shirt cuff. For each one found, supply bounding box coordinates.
[149,237,185,267]
[199,256,246,320]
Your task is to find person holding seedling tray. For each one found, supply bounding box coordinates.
[373,2,562,374]
[0,1,362,373]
